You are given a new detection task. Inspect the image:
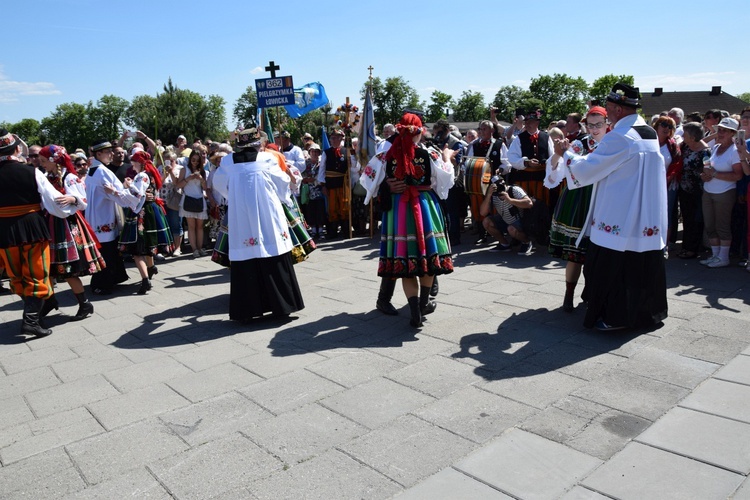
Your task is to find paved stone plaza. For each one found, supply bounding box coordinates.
[1,237,749,499]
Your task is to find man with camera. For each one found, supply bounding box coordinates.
[479,176,534,255]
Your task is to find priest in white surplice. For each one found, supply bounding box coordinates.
[211,127,304,321]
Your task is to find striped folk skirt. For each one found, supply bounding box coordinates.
[119,202,174,256]
[48,212,106,279]
[548,183,593,263]
[378,187,453,278]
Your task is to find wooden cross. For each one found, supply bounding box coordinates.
[367,65,374,81]
[264,61,280,78]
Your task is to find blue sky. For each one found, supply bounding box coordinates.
[2,0,746,126]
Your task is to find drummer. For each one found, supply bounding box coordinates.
[507,109,556,209]
[465,120,510,243]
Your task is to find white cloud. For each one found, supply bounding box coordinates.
[0,66,61,103]
[250,66,264,75]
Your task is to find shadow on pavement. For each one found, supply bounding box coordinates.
[452,307,638,381]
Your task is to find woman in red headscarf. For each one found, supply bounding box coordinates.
[119,150,174,294]
[38,145,104,321]
[369,113,455,328]
[546,106,609,312]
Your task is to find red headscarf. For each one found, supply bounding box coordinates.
[586,106,607,120]
[130,150,163,191]
[385,113,424,180]
[39,145,77,193]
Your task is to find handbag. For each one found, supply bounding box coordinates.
[183,195,204,213]
[166,188,182,211]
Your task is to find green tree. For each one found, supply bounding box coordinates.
[425,90,454,123]
[125,78,228,145]
[8,118,42,146]
[362,76,421,128]
[491,85,531,122]
[528,73,589,121]
[737,92,750,104]
[232,85,259,128]
[452,90,486,122]
[41,102,96,150]
[589,74,635,106]
[88,95,129,141]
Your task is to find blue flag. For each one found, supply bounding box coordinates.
[284,82,329,118]
[358,86,377,168]
[321,125,331,150]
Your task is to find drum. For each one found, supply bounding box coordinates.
[464,157,491,196]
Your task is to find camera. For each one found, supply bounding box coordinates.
[491,175,506,194]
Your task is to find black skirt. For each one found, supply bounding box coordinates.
[89,240,129,291]
[229,252,304,321]
[582,242,668,329]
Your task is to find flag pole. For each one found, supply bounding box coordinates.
[367,66,375,239]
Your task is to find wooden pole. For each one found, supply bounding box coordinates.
[344,97,353,239]
[367,66,375,240]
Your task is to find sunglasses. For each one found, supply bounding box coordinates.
[28,154,39,158]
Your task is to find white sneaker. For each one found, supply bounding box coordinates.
[699,256,718,265]
[707,258,729,268]
[199,249,208,257]
[172,249,181,257]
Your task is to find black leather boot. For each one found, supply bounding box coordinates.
[21,297,52,337]
[563,281,576,313]
[137,278,151,295]
[408,296,423,328]
[39,294,59,319]
[420,285,436,316]
[430,276,439,298]
[71,292,94,321]
[376,278,398,315]
[147,265,158,280]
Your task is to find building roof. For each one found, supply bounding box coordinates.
[641,86,749,117]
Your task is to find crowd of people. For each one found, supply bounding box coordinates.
[2,82,749,336]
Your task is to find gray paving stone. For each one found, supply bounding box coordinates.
[0,345,79,374]
[65,419,189,485]
[250,448,401,500]
[733,477,750,500]
[61,467,171,499]
[366,333,455,364]
[87,383,191,430]
[683,311,750,341]
[238,369,344,414]
[243,403,365,464]
[558,485,612,500]
[160,392,273,446]
[24,326,95,350]
[653,329,748,364]
[571,369,689,421]
[171,337,257,372]
[0,395,33,431]
[616,346,720,389]
[582,442,744,500]
[0,419,31,451]
[714,353,750,385]
[564,330,658,358]
[320,377,434,429]
[454,428,601,500]
[0,447,86,499]
[52,350,132,383]
[168,362,263,403]
[340,414,475,488]
[25,374,120,417]
[679,378,750,424]
[0,366,59,399]
[233,347,327,379]
[414,386,538,444]
[520,406,593,444]
[395,467,511,499]
[149,433,281,500]
[636,406,750,474]
[306,350,406,387]
[524,342,625,381]
[565,410,651,460]
[104,356,193,392]
[386,354,480,398]
[479,364,588,409]
[0,407,104,465]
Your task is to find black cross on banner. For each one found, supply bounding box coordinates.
[265,61,280,78]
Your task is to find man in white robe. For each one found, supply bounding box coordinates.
[555,83,667,331]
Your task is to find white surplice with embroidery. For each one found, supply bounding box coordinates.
[211,151,293,262]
